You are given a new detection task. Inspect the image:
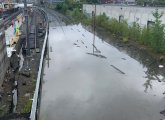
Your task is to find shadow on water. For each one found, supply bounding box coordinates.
[86,43,107,59]
[86,52,107,59]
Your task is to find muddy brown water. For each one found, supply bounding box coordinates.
[39,23,165,120]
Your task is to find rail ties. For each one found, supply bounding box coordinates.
[4,10,21,26]
[29,7,49,120]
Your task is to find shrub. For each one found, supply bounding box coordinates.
[129,22,141,41]
[150,9,165,52]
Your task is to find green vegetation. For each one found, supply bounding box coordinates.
[54,0,91,24]
[54,1,165,53]
[0,105,7,117]
[22,99,32,113]
[136,0,165,6]
[90,9,165,53]
[93,9,165,53]
[151,9,165,52]
[55,0,81,14]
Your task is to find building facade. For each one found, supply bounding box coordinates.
[0,22,8,86]
[100,0,135,4]
[48,0,65,3]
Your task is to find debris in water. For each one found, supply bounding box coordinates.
[76,46,80,47]
[85,46,87,48]
[82,34,85,37]
[160,110,165,116]
[92,44,101,53]
[121,58,126,60]
[73,43,77,45]
[81,40,84,44]
[86,53,107,59]
[110,65,125,74]
[150,75,163,82]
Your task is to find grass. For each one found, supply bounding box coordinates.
[22,99,33,113]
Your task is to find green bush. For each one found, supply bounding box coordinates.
[55,2,165,53]
[56,4,62,10]
[107,18,119,34]
[94,10,165,53]
[129,22,141,41]
[60,3,68,14]
[95,13,109,28]
[150,9,165,52]
[119,20,129,40]
[22,100,32,113]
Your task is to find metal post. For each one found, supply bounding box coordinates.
[92,4,96,54]
[24,0,30,56]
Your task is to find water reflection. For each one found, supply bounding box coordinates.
[86,41,106,59]
[40,24,165,120]
[95,28,165,93]
[86,34,107,59]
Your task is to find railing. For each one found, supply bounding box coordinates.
[29,7,49,120]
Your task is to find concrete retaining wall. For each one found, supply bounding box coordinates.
[83,4,165,26]
[0,28,8,86]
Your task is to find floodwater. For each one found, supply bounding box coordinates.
[39,23,165,120]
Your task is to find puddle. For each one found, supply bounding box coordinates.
[40,23,165,120]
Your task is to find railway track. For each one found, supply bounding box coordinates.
[3,10,21,27]
[0,7,48,120]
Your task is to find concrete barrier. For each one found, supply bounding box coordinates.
[83,4,165,26]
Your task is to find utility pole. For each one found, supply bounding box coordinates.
[24,0,30,71]
[92,4,96,54]
[24,0,30,56]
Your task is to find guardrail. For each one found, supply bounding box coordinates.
[30,7,49,120]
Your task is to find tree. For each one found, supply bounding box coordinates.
[136,0,165,6]
[150,9,165,52]
[136,0,145,5]
[153,0,165,6]
[86,0,98,4]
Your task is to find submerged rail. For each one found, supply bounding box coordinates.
[30,7,49,120]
